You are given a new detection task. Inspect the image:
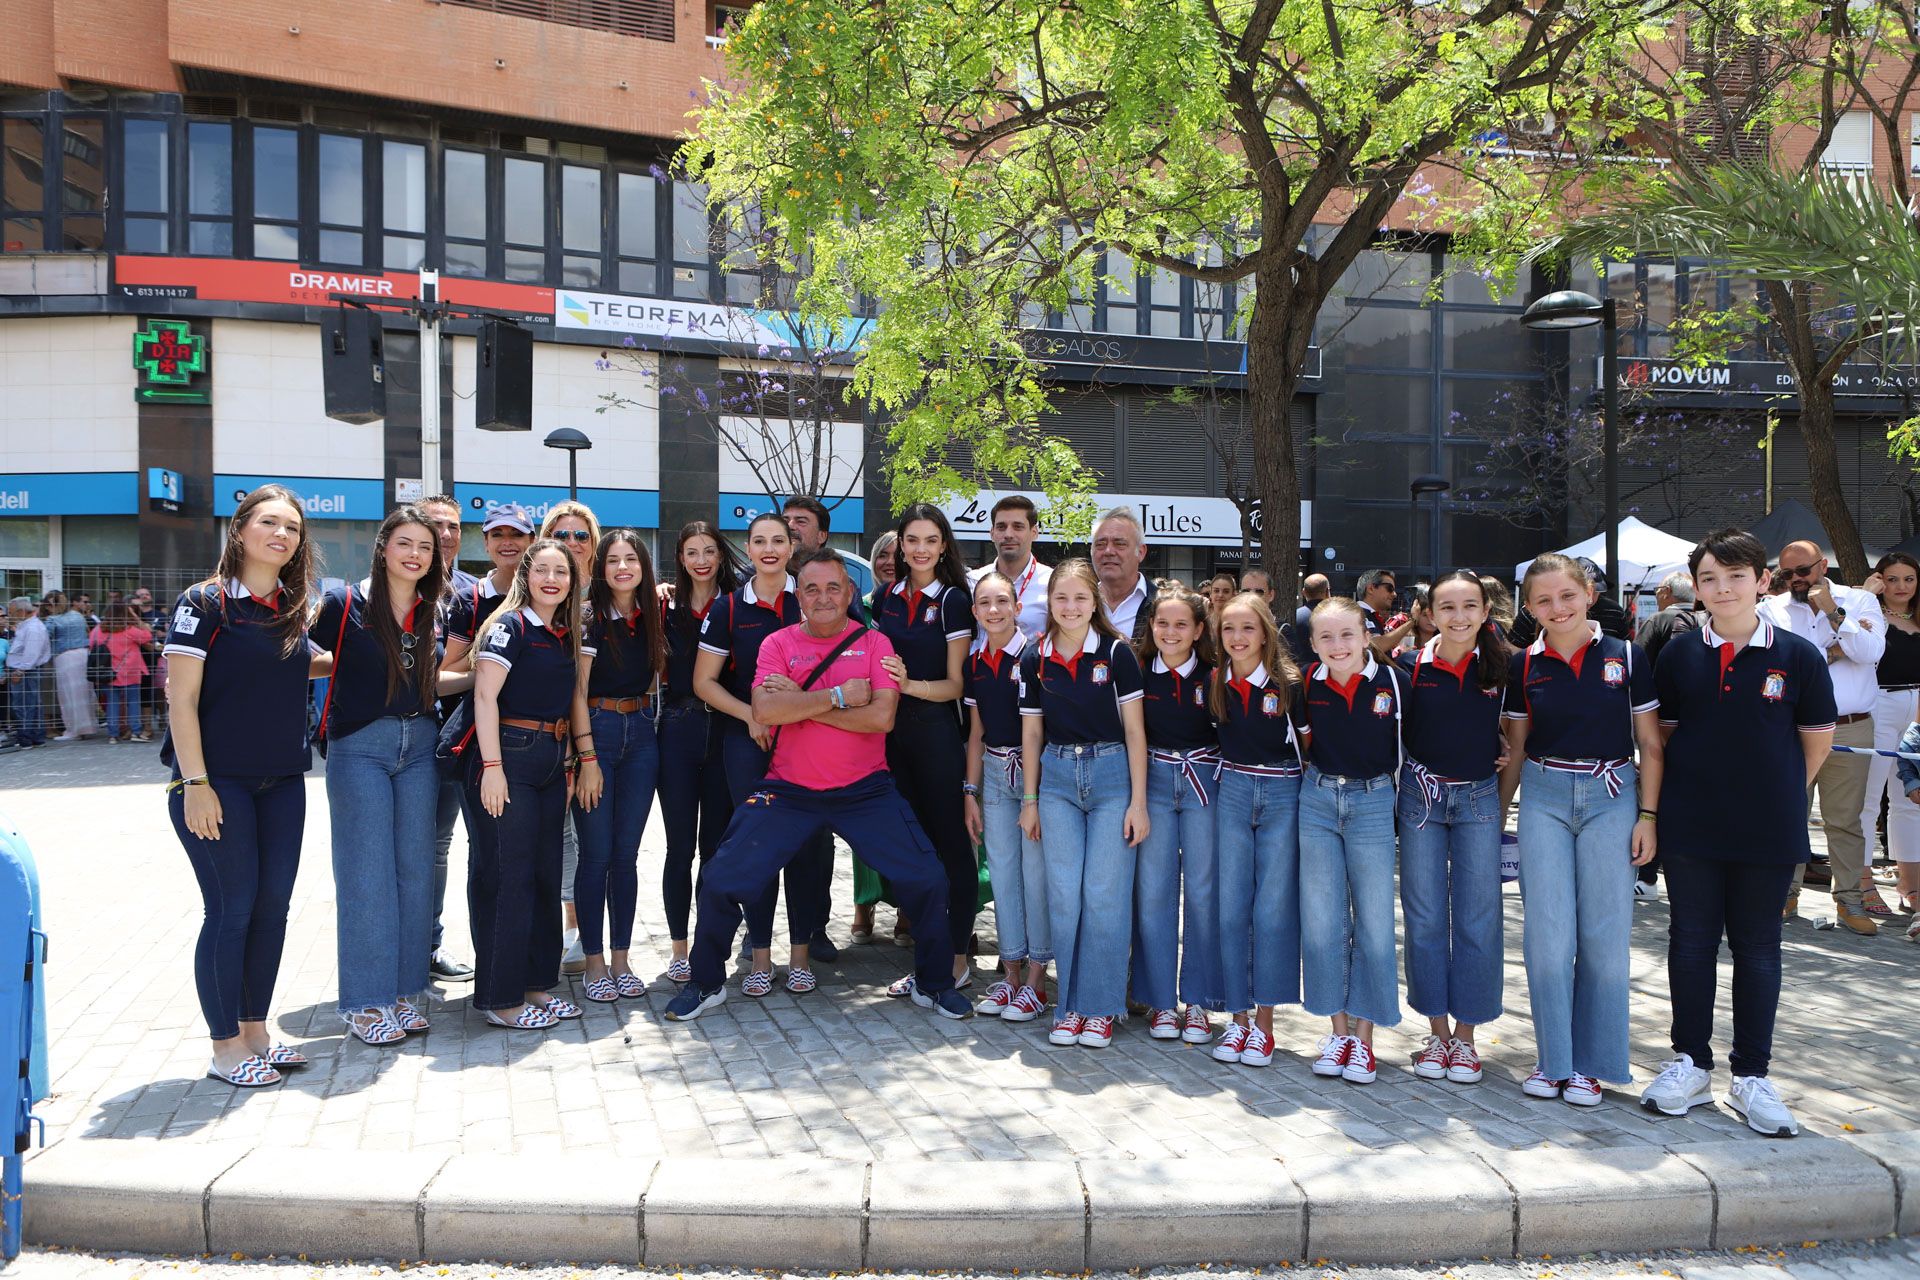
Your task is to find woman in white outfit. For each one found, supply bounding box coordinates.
[1862,552,1920,911]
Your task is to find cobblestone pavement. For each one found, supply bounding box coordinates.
[15,1238,1920,1279]
[7,738,1918,1164]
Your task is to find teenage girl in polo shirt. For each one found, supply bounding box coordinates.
[693,512,813,995]
[538,499,602,973]
[1297,597,1406,1085]
[963,570,1050,1019]
[1211,594,1306,1069]
[466,540,586,1030]
[1498,553,1663,1107]
[874,504,978,997]
[1018,559,1150,1050]
[1131,586,1225,1045]
[163,483,319,1087]
[657,521,741,983]
[571,528,668,1003]
[1396,571,1509,1086]
[311,505,446,1046]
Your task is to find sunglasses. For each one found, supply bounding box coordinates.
[1785,563,1819,578]
[551,530,594,543]
[399,630,418,671]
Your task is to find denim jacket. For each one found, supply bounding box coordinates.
[1897,721,1920,798]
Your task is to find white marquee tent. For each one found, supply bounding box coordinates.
[1512,517,1698,591]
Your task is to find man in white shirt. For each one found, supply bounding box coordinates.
[1091,506,1155,641]
[967,494,1052,639]
[1761,539,1887,932]
[5,597,50,749]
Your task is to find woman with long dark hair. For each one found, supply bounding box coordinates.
[572,528,668,1001]
[1863,550,1920,911]
[657,521,741,981]
[162,483,320,1086]
[92,601,154,743]
[463,539,586,1030]
[874,503,978,998]
[311,506,446,1045]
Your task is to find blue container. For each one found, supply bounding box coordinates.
[0,809,48,1260]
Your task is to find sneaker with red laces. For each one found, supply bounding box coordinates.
[1413,1034,1450,1080]
[1240,1025,1276,1067]
[1181,1005,1213,1044]
[1048,1012,1086,1046]
[1445,1037,1483,1084]
[1522,1067,1566,1099]
[1342,1039,1379,1083]
[1077,1015,1116,1048]
[975,980,1014,1017]
[1562,1073,1604,1107]
[1004,985,1045,1022]
[1147,1008,1180,1040]
[1311,1034,1354,1077]
[1212,1022,1250,1063]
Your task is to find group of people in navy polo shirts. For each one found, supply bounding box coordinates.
[160,482,1846,1138]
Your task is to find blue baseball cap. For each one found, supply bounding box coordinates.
[482,502,534,534]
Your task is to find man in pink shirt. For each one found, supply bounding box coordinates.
[667,548,969,1022]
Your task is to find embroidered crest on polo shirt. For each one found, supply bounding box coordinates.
[1372,689,1394,717]
[1603,657,1625,686]
[487,625,511,650]
[1092,662,1109,685]
[1763,670,1786,701]
[1194,685,1206,707]
[1262,691,1280,716]
[926,606,938,623]
[173,607,199,636]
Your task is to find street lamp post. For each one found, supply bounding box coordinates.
[1409,474,1451,587]
[543,427,592,501]
[1520,290,1620,603]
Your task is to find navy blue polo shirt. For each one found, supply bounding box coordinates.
[873,579,974,685]
[312,582,431,740]
[1396,640,1505,781]
[1655,619,1837,864]
[963,630,1028,750]
[442,574,504,647]
[1503,622,1656,761]
[697,577,799,706]
[583,601,659,699]
[163,580,313,778]
[1300,657,1404,780]
[662,597,709,703]
[1018,631,1144,745]
[1217,663,1306,768]
[474,607,578,721]
[1142,654,1217,753]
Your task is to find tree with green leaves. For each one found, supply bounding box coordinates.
[684,0,1690,605]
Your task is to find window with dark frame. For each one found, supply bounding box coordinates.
[382,139,426,270]
[59,116,106,251]
[615,170,659,295]
[1,117,47,253]
[250,124,298,260]
[189,120,236,257]
[560,162,603,287]
[671,179,713,301]
[316,132,366,266]
[120,116,170,254]
[443,147,489,277]
[501,154,546,282]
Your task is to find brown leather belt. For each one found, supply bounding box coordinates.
[1835,712,1871,725]
[588,696,647,714]
[500,716,571,740]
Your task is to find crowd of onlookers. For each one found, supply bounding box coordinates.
[2,584,167,750]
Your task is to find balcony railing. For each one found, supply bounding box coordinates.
[433,0,673,43]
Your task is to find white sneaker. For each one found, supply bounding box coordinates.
[1633,878,1661,903]
[1729,1074,1799,1138]
[561,928,587,974]
[1640,1053,1713,1116]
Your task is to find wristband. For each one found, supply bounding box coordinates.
[831,685,846,710]
[962,783,980,797]
[1638,809,1657,821]
[577,751,599,763]
[482,760,503,770]
[1022,793,1038,802]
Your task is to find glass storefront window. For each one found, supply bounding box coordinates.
[1442,309,1536,373]
[0,517,51,559]
[1334,305,1430,370]
[61,515,138,565]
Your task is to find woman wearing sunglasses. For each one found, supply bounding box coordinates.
[312,506,448,1045]
[537,499,603,971]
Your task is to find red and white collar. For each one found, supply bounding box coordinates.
[1526,619,1603,657]
[1152,653,1199,677]
[224,578,287,609]
[1229,662,1270,688]
[1312,654,1379,682]
[972,628,1029,658]
[1701,617,1774,650]
[742,575,796,607]
[519,606,564,633]
[1039,630,1103,659]
[890,577,943,600]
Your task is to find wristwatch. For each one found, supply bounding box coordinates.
[1826,606,1847,626]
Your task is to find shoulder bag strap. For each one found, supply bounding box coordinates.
[317,587,353,739]
[769,625,869,753]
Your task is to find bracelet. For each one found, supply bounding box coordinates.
[962,782,980,797]
[167,774,210,793]
[577,751,599,763]
[831,685,846,710]
[481,759,503,771]
[1022,793,1038,802]
[1638,809,1658,821]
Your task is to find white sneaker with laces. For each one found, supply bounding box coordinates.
[1212,1022,1250,1063]
[1633,878,1661,903]
[1640,1053,1713,1116]
[1311,1035,1353,1077]
[1729,1074,1799,1137]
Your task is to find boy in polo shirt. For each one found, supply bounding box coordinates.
[1641,529,1836,1138]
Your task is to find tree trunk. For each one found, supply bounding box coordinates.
[1763,281,1870,581]
[1245,269,1304,615]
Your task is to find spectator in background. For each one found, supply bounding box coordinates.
[1205,573,1238,620]
[42,590,98,741]
[1091,506,1156,642]
[866,531,899,611]
[1286,572,1331,668]
[1767,566,1791,597]
[1240,569,1275,603]
[73,592,100,630]
[91,602,154,743]
[1355,569,1414,658]
[1479,575,1517,633]
[5,598,48,749]
[1636,572,1700,666]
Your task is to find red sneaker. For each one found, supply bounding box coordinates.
[974,980,1013,1016]
[1212,1022,1250,1063]
[1181,1005,1213,1044]
[1413,1034,1450,1080]
[1147,1009,1180,1040]
[1003,984,1046,1022]
[1342,1039,1378,1084]
[1077,1015,1116,1048]
[1048,1012,1085,1046]
[1240,1025,1276,1067]
[1311,1034,1353,1077]
[1446,1038,1483,1084]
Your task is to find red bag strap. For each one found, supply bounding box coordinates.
[317,586,353,738]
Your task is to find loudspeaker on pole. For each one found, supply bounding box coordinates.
[475,318,533,432]
[320,307,387,425]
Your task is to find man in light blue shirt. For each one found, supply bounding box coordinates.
[5,598,50,749]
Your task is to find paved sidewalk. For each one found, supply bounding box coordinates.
[7,736,1919,1168]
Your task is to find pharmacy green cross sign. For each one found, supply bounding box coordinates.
[132,319,210,404]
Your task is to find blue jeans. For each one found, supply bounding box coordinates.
[8,670,45,746]
[168,773,306,1040]
[980,751,1050,964]
[325,715,439,1011]
[573,703,661,954]
[656,700,729,942]
[1215,767,1301,1012]
[1298,768,1400,1027]
[1517,759,1638,1082]
[719,721,827,948]
[1038,742,1134,1019]
[1398,766,1505,1026]
[1132,754,1223,1011]
[106,685,142,737]
[464,725,567,1011]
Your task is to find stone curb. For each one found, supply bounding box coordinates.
[23,1134,1914,1267]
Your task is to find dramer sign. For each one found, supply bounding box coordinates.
[942,490,1312,547]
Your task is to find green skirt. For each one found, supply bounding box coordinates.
[853,843,993,911]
